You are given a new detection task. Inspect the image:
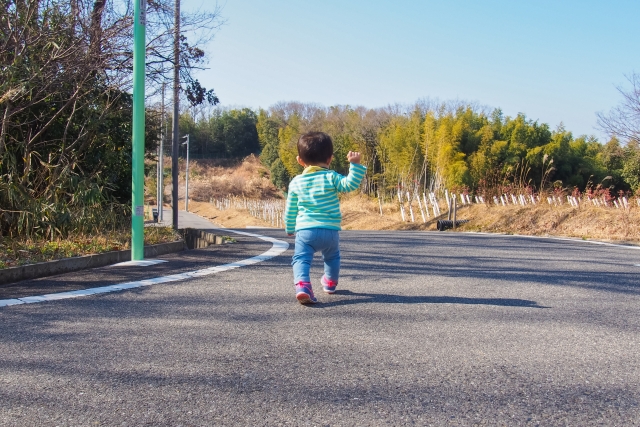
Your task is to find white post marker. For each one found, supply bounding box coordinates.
[182,134,190,212]
[422,193,430,218]
[397,191,406,222]
[430,192,440,216]
[407,192,415,222]
[417,193,426,222]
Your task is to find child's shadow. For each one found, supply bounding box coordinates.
[317,290,548,308]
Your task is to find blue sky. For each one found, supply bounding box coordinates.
[183,0,639,140]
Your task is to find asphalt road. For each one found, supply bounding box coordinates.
[1,226,640,426]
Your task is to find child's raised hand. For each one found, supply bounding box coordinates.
[347,151,361,164]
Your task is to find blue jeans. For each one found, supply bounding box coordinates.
[292,228,340,285]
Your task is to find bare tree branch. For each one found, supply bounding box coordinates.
[597,72,640,144]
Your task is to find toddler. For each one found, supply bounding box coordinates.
[284,131,367,304]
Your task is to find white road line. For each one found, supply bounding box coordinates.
[460,231,640,250]
[0,230,288,308]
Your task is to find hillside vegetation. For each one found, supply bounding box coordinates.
[180,157,640,246]
[4,2,638,271]
[182,101,640,202]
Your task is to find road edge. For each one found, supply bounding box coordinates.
[0,230,288,308]
[0,240,186,286]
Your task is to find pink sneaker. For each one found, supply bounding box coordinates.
[321,276,338,294]
[295,282,317,304]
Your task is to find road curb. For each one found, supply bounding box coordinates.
[0,229,289,308]
[0,240,186,286]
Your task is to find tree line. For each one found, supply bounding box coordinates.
[178,100,640,200]
[2,1,638,239]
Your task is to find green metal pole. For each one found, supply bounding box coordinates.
[131,0,146,260]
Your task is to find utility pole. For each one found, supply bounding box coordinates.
[158,81,165,222]
[131,0,146,260]
[182,134,190,212]
[171,0,180,230]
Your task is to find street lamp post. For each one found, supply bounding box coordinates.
[131,0,146,260]
[158,81,165,222]
[171,0,180,230]
[182,134,190,212]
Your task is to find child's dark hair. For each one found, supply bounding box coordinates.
[297,132,333,165]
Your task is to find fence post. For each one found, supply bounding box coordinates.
[452,197,457,229]
[417,193,426,222]
[397,191,406,222]
[407,192,415,222]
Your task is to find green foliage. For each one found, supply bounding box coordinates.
[250,101,638,200]
[221,109,260,157]
[179,108,260,158]
[331,133,358,175]
[0,0,221,239]
[0,3,143,237]
[257,109,281,149]
[278,114,303,177]
[379,111,423,185]
[621,141,640,193]
[269,158,290,191]
[0,226,180,269]
[259,143,280,168]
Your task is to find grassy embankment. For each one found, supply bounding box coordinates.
[0,227,181,270]
[185,156,640,245]
[189,195,640,246]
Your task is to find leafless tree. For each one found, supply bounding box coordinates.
[597,72,640,144]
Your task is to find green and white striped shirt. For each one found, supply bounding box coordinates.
[285,163,367,234]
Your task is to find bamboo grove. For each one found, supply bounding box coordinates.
[182,101,640,202]
[249,101,640,198]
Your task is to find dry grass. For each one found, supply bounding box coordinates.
[185,200,277,229]
[188,155,280,201]
[155,158,640,246]
[339,194,437,231]
[0,227,181,269]
[457,203,640,244]
[145,155,281,205]
[190,190,640,246]
[340,193,640,244]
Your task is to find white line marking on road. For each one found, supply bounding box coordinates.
[110,259,169,267]
[0,230,289,308]
[0,299,25,307]
[460,231,640,250]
